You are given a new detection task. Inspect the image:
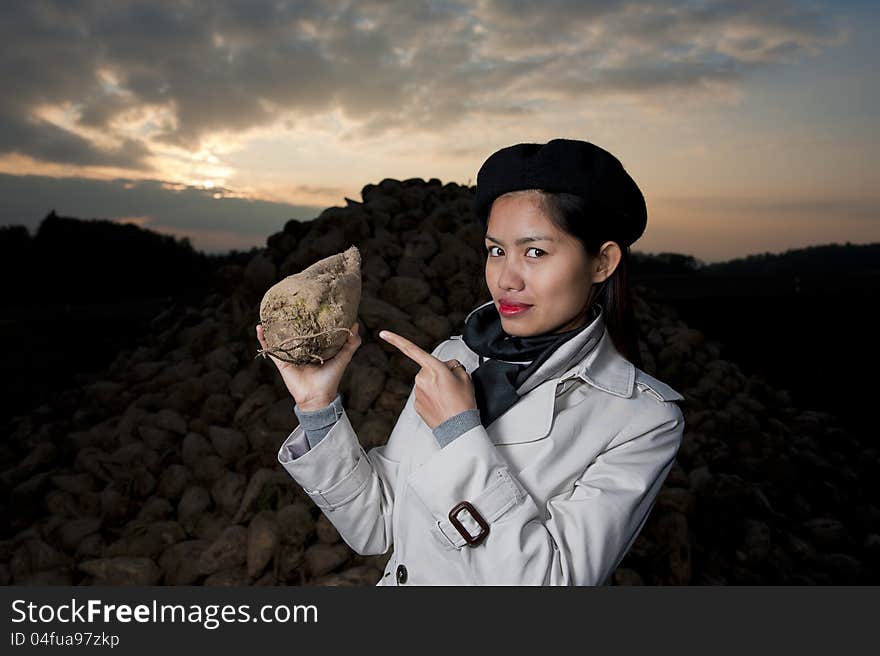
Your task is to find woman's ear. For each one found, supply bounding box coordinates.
[592,241,622,283]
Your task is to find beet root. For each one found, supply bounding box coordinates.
[257,245,361,365]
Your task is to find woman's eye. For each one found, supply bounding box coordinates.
[485,246,545,258]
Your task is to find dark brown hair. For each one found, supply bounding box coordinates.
[511,189,644,369]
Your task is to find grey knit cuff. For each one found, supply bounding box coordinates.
[432,408,482,448]
[292,393,344,449]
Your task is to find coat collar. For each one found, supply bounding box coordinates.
[454,303,635,445]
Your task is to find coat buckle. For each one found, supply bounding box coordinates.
[448,501,490,546]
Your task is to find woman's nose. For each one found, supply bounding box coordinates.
[496,260,525,291]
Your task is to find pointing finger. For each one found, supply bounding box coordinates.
[379,330,440,370]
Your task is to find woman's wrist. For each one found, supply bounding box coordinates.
[432,408,481,448]
[296,393,338,412]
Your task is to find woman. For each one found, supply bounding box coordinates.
[256,138,685,585]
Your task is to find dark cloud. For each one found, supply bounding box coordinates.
[0,173,324,252]
[0,114,153,169]
[2,0,845,167]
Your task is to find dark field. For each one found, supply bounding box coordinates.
[634,270,879,443]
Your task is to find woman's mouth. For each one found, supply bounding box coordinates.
[499,302,533,317]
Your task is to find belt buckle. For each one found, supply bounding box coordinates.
[448,501,489,546]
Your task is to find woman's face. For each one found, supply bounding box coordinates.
[484,191,605,337]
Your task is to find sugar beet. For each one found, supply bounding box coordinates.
[257,246,361,365]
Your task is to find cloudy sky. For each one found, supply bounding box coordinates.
[2,0,877,262]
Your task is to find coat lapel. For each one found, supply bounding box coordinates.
[484,376,557,444]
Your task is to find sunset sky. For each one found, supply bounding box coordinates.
[2,0,877,263]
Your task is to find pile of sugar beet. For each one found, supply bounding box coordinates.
[2,177,879,585]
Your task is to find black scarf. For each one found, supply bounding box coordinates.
[461,301,603,428]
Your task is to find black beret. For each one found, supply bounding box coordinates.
[473,138,647,247]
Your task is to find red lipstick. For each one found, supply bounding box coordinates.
[498,298,533,317]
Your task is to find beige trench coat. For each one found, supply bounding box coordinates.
[277,324,685,586]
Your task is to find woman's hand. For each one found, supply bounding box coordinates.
[256,321,361,411]
[379,330,477,430]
